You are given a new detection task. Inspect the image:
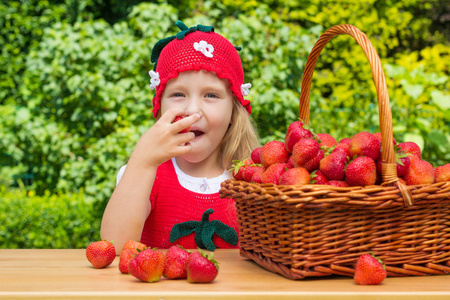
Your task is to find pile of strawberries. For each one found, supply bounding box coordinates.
[233,120,450,187]
[86,240,219,283]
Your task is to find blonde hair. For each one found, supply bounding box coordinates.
[218,100,260,170]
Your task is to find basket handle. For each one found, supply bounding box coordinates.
[299,24,413,206]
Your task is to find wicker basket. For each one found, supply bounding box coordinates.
[220,24,450,280]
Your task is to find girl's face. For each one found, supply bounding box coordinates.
[160,70,234,169]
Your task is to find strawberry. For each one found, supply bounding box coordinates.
[311,170,328,184]
[261,163,289,184]
[86,240,116,269]
[163,245,191,279]
[231,159,253,180]
[251,147,262,164]
[291,138,320,168]
[333,138,351,157]
[302,149,324,172]
[186,250,219,283]
[404,156,435,185]
[327,180,349,187]
[284,120,314,153]
[260,141,289,168]
[376,154,411,178]
[129,248,166,283]
[173,115,191,134]
[243,165,263,182]
[118,240,147,274]
[354,252,387,285]
[397,141,421,159]
[279,167,310,185]
[345,156,377,186]
[435,163,450,183]
[251,166,265,183]
[319,150,348,181]
[316,133,337,149]
[349,131,381,161]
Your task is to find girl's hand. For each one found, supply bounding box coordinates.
[129,108,202,169]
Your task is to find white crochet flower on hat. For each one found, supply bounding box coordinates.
[241,83,252,96]
[149,70,160,90]
[194,40,214,58]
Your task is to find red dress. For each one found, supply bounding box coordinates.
[140,160,239,249]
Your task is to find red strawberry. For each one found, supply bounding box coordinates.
[118,240,147,274]
[163,245,190,279]
[231,159,253,180]
[251,147,262,164]
[291,138,320,168]
[251,167,265,183]
[86,240,116,269]
[261,163,289,184]
[186,250,219,283]
[345,156,377,186]
[327,180,350,187]
[173,115,191,134]
[333,138,351,157]
[284,120,314,153]
[349,131,381,161]
[354,253,387,285]
[311,170,328,184]
[279,167,310,185]
[435,163,450,183]
[316,133,337,149]
[373,132,397,145]
[319,150,348,181]
[404,156,435,185]
[376,154,411,178]
[243,165,263,182]
[129,248,165,283]
[397,141,421,159]
[260,141,289,168]
[302,149,324,172]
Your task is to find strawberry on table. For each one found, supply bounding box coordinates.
[86,240,116,269]
[186,250,219,283]
[164,245,190,279]
[129,248,166,283]
[118,240,147,274]
[354,252,387,285]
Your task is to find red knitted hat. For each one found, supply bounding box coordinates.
[149,21,252,118]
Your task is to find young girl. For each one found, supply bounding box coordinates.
[100,21,259,254]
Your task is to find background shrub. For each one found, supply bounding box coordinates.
[0,0,448,248]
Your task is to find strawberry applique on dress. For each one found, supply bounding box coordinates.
[169,208,238,251]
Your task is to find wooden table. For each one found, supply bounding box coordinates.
[1,249,450,299]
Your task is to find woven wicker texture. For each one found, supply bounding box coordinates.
[220,24,450,280]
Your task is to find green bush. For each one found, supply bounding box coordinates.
[0,1,448,251]
[0,185,100,248]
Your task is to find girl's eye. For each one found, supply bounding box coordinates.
[170,93,184,97]
[206,93,219,98]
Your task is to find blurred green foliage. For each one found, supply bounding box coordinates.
[0,184,100,248]
[0,0,448,248]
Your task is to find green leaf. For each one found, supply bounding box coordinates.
[400,80,423,100]
[431,90,450,110]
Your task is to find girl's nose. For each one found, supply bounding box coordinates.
[186,96,202,115]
